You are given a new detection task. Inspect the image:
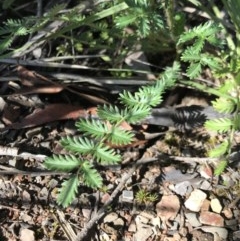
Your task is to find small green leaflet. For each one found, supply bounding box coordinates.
[81,161,103,188]
[93,143,121,164]
[214,160,228,176]
[208,140,229,158]
[76,119,108,139]
[107,126,134,145]
[61,136,95,154]
[125,105,151,124]
[44,155,81,172]
[187,62,202,79]
[205,118,233,133]
[97,105,125,123]
[212,97,235,114]
[57,174,79,207]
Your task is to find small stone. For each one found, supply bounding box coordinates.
[101,193,110,204]
[104,212,118,223]
[185,212,201,227]
[170,221,179,230]
[199,180,212,190]
[184,189,207,212]
[151,217,161,229]
[199,165,213,179]
[201,199,210,212]
[128,221,137,232]
[133,225,152,241]
[233,230,240,240]
[139,211,154,220]
[20,229,35,241]
[210,198,222,213]
[21,214,34,224]
[199,211,224,227]
[200,227,228,240]
[122,190,134,202]
[173,181,193,196]
[113,217,125,226]
[222,208,233,219]
[82,208,91,219]
[225,219,238,230]
[135,214,149,225]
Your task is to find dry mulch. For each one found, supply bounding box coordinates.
[0,66,240,241]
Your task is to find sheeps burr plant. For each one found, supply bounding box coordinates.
[43,63,180,207]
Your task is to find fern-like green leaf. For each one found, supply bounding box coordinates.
[61,136,95,154]
[181,48,202,62]
[212,97,235,114]
[57,174,79,207]
[0,37,13,54]
[159,61,180,88]
[214,160,228,175]
[180,80,236,101]
[208,140,229,158]
[81,161,103,188]
[43,154,81,172]
[201,55,220,70]
[123,63,176,100]
[205,118,233,133]
[137,86,163,106]
[94,143,121,164]
[97,105,126,123]
[187,62,202,79]
[233,114,240,130]
[76,119,108,139]
[177,21,219,45]
[45,3,67,19]
[107,126,134,145]
[119,87,162,108]
[115,14,138,28]
[125,105,151,124]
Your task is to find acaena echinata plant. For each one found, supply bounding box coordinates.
[43,62,180,207]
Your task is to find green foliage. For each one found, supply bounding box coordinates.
[205,118,233,133]
[115,0,163,37]
[212,97,236,114]
[44,155,82,172]
[175,2,240,175]
[5,0,240,204]
[57,174,79,208]
[135,189,158,204]
[44,63,179,207]
[214,160,228,176]
[208,140,229,158]
[177,21,224,78]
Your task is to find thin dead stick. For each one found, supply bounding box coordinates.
[0,145,47,161]
[0,204,20,212]
[53,209,77,241]
[168,155,218,164]
[0,165,69,176]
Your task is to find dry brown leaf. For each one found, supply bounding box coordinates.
[17,65,49,86]
[4,103,88,129]
[12,85,64,95]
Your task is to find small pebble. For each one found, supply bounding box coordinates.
[199,211,224,227]
[122,190,134,202]
[210,198,222,213]
[185,212,201,227]
[184,189,207,212]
